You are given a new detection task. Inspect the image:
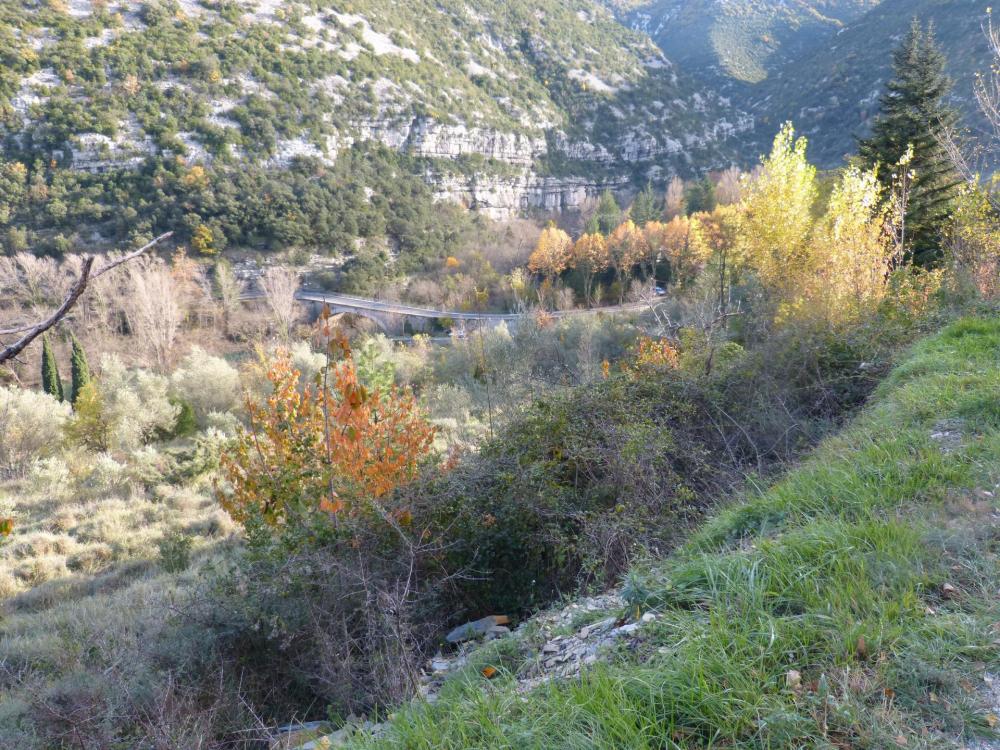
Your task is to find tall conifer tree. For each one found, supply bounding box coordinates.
[629,183,659,226]
[684,177,717,215]
[858,19,962,265]
[70,334,91,405]
[594,190,622,235]
[41,335,64,401]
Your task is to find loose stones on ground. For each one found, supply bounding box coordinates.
[281,592,656,749]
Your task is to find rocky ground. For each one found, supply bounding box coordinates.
[268,591,659,749]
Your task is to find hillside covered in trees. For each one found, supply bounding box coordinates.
[0,0,749,258]
[606,0,881,84]
[2,2,1000,749]
[0,1,993,266]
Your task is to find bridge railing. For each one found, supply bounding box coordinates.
[295,290,653,321]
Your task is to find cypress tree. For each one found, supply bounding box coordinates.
[858,19,962,265]
[70,334,91,405]
[41,335,64,401]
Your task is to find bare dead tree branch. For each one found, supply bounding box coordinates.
[976,15,1000,143]
[0,232,172,363]
[936,14,1000,210]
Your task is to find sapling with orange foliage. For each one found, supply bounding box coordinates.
[625,335,680,376]
[218,320,436,528]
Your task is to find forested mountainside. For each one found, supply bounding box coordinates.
[608,0,990,168]
[0,0,992,259]
[0,1,747,192]
[3,0,750,165]
[605,0,882,85]
[745,0,992,166]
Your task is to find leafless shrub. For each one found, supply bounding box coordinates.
[207,515,455,717]
[0,234,172,366]
[975,15,1000,146]
[714,166,743,205]
[261,267,300,339]
[554,287,577,311]
[478,219,540,274]
[214,261,244,338]
[937,13,1000,206]
[122,259,183,370]
[664,175,686,219]
[406,278,445,307]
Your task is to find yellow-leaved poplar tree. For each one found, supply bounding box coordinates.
[694,205,744,311]
[946,182,1000,299]
[528,223,573,282]
[570,232,609,306]
[606,220,648,302]
[812,166,899,322]
[739,123,818,306]
[645,216,709,287]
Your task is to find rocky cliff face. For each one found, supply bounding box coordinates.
[257,110,754,217]
[321,118,548,166]
[5,0,761,222]
[430,170,628,220]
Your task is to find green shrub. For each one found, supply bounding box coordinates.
[157,529,193,573]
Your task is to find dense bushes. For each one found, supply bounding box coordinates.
[407,313,916,618]
[208,299,924,723]
[0,386,70,478]
[410,371,727,614]
[0,146,479,277]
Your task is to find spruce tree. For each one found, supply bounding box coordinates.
[629,183,659,226]
[70,334,91,405]
[41,335,64,401]
[858,19,962,265]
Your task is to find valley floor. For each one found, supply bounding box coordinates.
[333,318,1000,749]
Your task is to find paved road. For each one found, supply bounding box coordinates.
[295,290,653,322]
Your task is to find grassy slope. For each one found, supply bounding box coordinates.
[350,317,1000,749]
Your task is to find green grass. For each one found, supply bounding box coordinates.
[348,317,1000,749]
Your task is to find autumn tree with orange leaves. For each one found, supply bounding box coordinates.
[218,324,436,529]
[528,223,573,282]
[606,220,648,302]
[570,232,609,306]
